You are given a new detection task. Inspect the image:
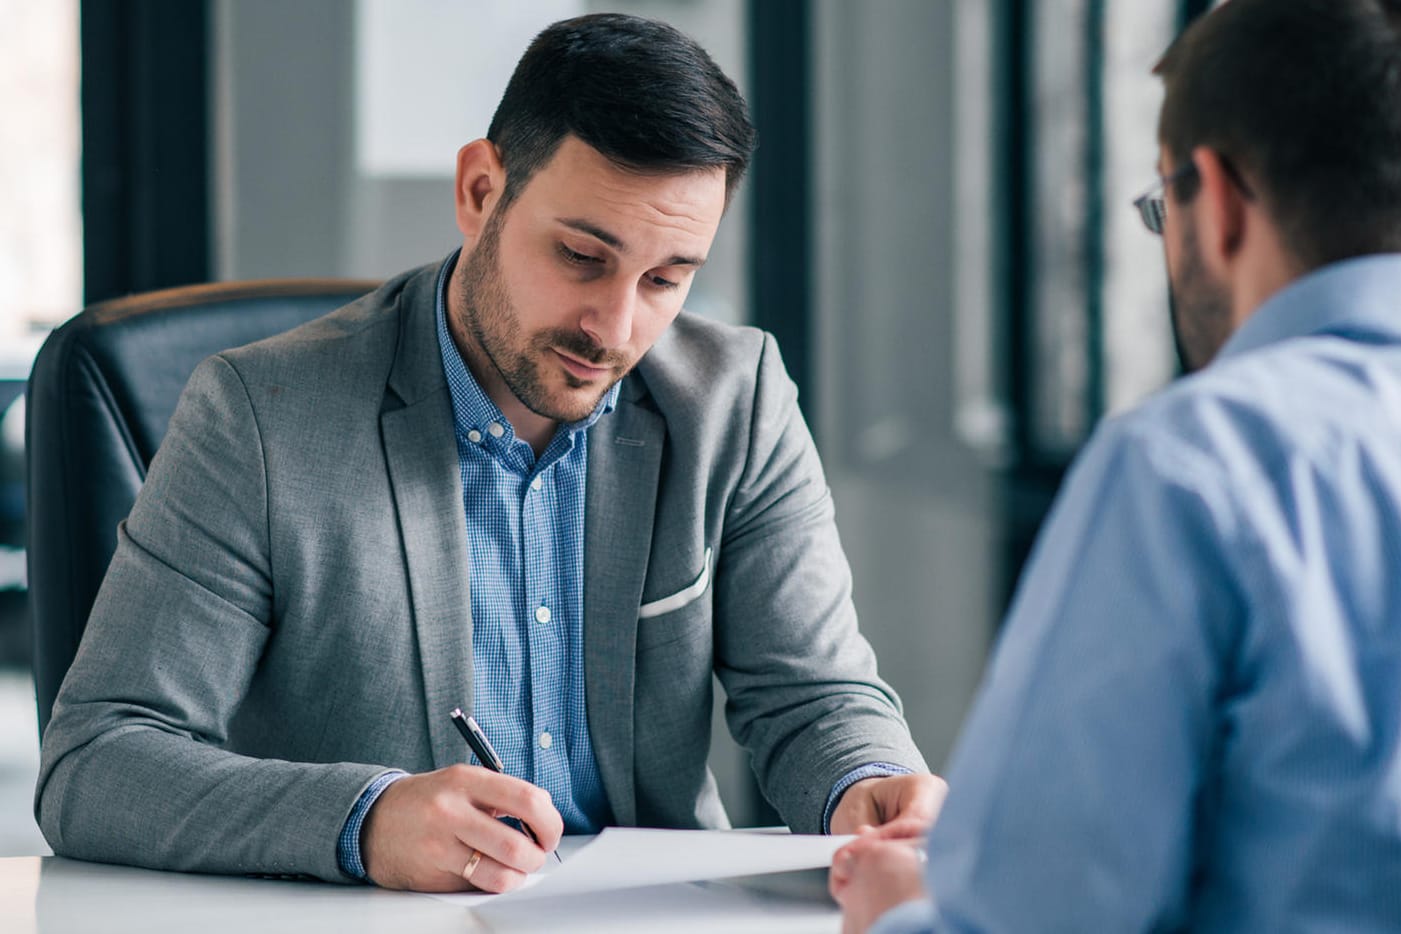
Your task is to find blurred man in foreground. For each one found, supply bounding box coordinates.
[834,0,1401,929]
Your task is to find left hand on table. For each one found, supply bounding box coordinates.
[829,772,948,837]
[829,833,928,934]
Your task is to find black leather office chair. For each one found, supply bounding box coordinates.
[26,279,378,737]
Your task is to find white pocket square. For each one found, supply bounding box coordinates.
[638,547,713,619]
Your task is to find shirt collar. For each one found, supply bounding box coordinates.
[1216,253,1401,363]
[433,248,619,444]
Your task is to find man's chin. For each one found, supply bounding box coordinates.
[525,388,612,424]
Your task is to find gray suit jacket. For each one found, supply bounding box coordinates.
[36,261,925,881]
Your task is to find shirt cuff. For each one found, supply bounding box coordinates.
[823,762,914,833]
[870,897,938,934]
[337,770,409,881]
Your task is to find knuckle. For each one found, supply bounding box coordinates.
[527,786,553,815]
[426,793,454,822]
[499,834,532,869]
[502,785,533,815]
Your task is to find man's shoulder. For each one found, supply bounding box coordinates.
[631,311,778,410]
[217,262,434,384]
[1102,334,1401,503]
[641,311,770,377]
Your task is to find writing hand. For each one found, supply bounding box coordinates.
[361,764,563,892]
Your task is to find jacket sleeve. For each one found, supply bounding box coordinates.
[34,354,389,882]
[713,333,928,833]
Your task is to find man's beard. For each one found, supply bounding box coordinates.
[453,212,632,423]
[1168,220,1233,375]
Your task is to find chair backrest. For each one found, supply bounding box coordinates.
[25,279,378,736]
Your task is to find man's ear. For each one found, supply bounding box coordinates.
[1188,145,1249,276]
[455,139,505,239]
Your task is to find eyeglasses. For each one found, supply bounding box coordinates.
[1131,163,1199,235]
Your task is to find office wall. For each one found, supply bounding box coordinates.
[813,0,999,769]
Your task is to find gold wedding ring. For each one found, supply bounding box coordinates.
[462,849,483,882]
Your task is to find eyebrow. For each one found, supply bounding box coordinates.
[558,218,707,268]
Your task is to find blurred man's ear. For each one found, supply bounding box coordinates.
[1188,145,1250,278]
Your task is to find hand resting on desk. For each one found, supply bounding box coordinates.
[828,773,948,837]
[361,764,564,893]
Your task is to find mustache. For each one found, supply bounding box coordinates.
[542,329,629,369]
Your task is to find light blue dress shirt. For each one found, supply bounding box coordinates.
[875,255,1401,932]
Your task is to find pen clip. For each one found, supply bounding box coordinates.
[450,707,505,772]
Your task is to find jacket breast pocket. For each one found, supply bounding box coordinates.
[636,547,713,653]
[638,547,712,619]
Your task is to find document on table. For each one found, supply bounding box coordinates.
[431,827,851,906]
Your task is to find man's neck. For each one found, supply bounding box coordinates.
[1228,224,1304,336]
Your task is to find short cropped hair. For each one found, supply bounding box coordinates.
[1156,0,1401,268]
[487,13,756,208]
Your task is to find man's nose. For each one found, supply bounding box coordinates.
[580,279,635,350]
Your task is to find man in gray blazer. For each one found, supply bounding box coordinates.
[36,13,937,892]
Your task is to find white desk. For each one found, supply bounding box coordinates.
[0,854,841,933]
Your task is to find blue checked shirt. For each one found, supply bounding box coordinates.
[338,251,901,879]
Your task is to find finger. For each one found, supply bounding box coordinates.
[455,805,550,874]
[829,851,857,902]
[829,866,848,902]
[461,771,565,850]
[889,775,949,824]
[458,850,532,895]
[829,847,852,889]
[832,834,884,875]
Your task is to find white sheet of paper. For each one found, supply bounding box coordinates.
[463,878,840,933]
[430,828,851,907]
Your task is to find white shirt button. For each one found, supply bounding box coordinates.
[535,605,551,624]
[467,429,482,444]
[488,422,505,438]
[538,731,553,750]
[531,476,543,491]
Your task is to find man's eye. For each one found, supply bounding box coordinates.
[559,244,599,266]
[648,274,680,290]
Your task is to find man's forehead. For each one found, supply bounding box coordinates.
[513,140,726,250]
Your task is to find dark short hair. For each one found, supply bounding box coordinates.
[1156,0,1401,268]
[486,13,756,208]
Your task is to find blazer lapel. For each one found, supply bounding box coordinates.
[584,389,665,827]
[381,265,474,770]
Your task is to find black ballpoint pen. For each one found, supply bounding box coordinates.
[449,707,562,862]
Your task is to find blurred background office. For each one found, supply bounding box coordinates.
[0,0,1213,854]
